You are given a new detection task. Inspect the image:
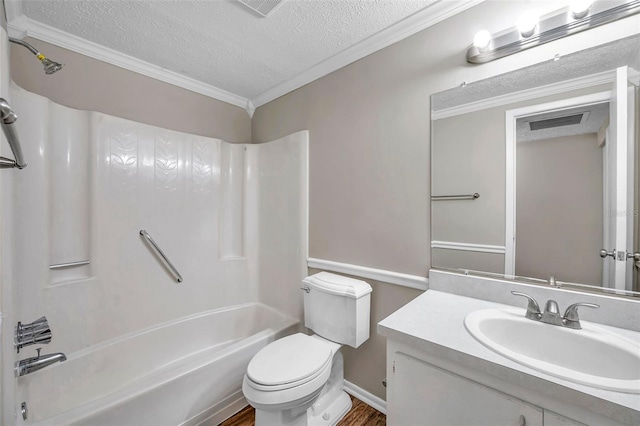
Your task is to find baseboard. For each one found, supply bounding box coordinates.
[189,391,248,426]
[343,380,387,415]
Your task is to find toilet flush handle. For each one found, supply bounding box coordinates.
[300,286,310,293]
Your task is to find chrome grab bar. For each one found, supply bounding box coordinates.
[50,260,90,270]
[0,98,27,169]
[431,192,480,201]
[139,230,183,283]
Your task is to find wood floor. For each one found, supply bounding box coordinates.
[220,395,385,426]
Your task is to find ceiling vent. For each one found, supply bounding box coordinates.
[528,113,585,131]
[237,0,286,17]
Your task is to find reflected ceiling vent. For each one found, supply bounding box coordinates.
[237,0,286,17]
[528,113,586,131]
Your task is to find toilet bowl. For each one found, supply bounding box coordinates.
[242,272,372,426]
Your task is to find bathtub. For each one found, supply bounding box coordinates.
[16,303,299,425]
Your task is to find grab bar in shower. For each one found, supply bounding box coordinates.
[0,98,27,169]
[139,230,183,283]
[431,193,480,201]
[50,260,90,270]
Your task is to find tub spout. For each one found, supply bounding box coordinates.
[16,348,67,376]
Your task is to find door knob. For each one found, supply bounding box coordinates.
[626,252,640,261]
[600,249,615,258]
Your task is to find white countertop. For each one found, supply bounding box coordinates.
[378,289,640,425]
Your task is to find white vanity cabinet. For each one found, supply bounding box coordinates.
[544,411,586,426]
[391,351,543,425]
[386,340,619,426]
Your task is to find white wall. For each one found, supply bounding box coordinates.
[252,132,309,321]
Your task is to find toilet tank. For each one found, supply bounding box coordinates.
[302,272,372,348]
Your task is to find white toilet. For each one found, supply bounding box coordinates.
[242,271,372,426]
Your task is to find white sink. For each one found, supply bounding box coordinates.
[464,308,640,394]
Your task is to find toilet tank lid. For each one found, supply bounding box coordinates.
[303,272,372,299]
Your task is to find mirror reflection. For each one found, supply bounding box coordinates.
[431,36,639,296]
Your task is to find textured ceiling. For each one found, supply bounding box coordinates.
[22,0,436,99]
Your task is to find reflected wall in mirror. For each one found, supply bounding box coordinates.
[431,35,640,297]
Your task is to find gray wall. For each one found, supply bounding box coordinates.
[516,133,603,286]
[251,0,635,400]
[10,38,251,143]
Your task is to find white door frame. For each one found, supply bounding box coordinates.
[504,90,612,277]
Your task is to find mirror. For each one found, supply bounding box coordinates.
[431,35,640,297]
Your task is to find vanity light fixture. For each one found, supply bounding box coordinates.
[473,30,492,50]
[467,0,640,64]
[516,11,538,38]
[571,0,594,19]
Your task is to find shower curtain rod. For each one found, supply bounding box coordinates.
[0,98,27,169]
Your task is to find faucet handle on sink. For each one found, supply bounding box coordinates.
[563,302,599,329]
[511,291,542,320]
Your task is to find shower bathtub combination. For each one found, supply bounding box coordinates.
[17,304,298,425]
[1,82,308,425]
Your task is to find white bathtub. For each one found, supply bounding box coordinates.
[17,303,299,425]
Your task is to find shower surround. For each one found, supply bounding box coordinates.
[0,85,308,425]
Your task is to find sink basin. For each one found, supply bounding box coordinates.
[464,308,640,393]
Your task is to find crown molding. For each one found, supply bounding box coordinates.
[7,15,250,111]
[250,0,484,108]
[7,0,484,115]
[244,99,255,118]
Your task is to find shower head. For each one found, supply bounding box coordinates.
[9,37,64,75]
[41,57,64,74]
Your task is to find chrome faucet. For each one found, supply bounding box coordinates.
[16,348,67,376]
[511,291,599,330]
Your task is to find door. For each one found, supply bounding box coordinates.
[604,66,636,291]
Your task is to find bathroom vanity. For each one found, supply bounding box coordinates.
[378,270,640,426]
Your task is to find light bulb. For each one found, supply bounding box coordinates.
[517,11,538,38]
[473,30,492,50]
[570,0,593,19]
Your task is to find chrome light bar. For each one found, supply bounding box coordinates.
[467,0,640,64]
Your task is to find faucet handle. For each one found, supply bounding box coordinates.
[563,302,599,328]
[511,291,542,320]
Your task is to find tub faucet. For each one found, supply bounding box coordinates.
[16,348,67,377]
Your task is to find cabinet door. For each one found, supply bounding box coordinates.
[544,411,586,426]
[390,352,543,426]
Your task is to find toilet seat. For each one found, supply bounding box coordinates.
[246,333,333,391]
